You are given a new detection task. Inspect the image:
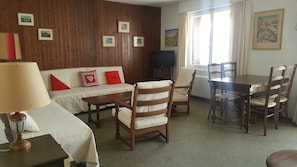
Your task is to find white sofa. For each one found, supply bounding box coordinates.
[41,66,134,114]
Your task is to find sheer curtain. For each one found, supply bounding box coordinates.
[229,0,252,75]
[177,13,188,75]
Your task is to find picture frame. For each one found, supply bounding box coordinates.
[165,28,178,47]
[38,28,53,40]
[118,21,130,33]
[253,8,284,50]
[133,36,144,47]
[102,35,115,47]
[18,13,34,26]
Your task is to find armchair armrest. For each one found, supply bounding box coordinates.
[175,85,190,89]
[112,98,132,110]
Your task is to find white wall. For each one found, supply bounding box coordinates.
[248,0,297,118]
[161,3,179,79]
[162,0,297,117]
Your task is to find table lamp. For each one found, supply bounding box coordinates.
[0,33,22,60]
[0,62,51,151]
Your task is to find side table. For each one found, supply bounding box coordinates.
[82,91,132,128]
[0,134,68,167]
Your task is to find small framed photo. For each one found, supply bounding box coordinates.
[38,28,53,40]
[18,13,34,26]
[133,36,144,47]
[118,21,130,33]
[102,35,115,47]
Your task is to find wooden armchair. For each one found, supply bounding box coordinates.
[171,67,196,116]
[112,80,174,150]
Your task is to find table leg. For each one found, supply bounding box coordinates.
[87,103,92,123]
[96,105,100,128]
[87,103,101,128]
[211,94,217,123]
[243,96,250,133]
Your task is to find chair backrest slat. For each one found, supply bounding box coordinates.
[132,80,174,118]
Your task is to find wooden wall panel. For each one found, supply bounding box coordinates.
[0,0,161,83]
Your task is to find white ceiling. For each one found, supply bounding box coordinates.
[104,0,181,7]
[104,0,237,7]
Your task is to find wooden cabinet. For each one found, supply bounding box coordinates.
[0,134,68,167]
[153,67,171,80]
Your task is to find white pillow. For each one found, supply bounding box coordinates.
[11,112,40,132]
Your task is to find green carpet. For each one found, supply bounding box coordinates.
[77,97,297,167]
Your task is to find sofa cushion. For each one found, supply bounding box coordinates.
[49,83,134,114]
[105,71,121,84]
[79,70,99,87]
[50,74,71,91]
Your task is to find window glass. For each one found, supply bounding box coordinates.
[188,8,230,66]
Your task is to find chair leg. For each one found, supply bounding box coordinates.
[274,108,279,130]
[284,102,289,122]
[115,119,120,139]
[130,131,135,151]
[264,112,267,136]
[166,125,169,143]
[207,108,211,120]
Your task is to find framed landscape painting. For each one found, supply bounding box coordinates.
[102,35,115,47]
[165,29,178,47]
[18,13,34,26]
[38,28,53,40]
[253,9,284,50]
[133,36,144,47]
[118,21,130,33]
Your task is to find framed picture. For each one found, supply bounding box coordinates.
[118,21,130,33]
[133,36,144,47]
[102,35,115,47]
[253,9,284,50]
[165,28,178,47]
[38,28,53,40]
[18,13,34,26]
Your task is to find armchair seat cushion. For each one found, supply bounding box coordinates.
[112,107,168,129]
[173,91,188,102]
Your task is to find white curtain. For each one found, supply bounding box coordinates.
[229,0,252,75]
[177,13,188,75]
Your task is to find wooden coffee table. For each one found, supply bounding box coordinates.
[81,91,132,128]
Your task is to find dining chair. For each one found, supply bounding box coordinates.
[250,65,286,136]
[222,61,237,77]
[111,80,174,150]
[278,64,297,121]
[171,67,196,116]
[207,62,242,124]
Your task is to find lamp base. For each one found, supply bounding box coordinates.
[9,139,31,151]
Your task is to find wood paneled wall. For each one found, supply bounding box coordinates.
[0,0,161,83]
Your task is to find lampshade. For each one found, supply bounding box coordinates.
[0,62,50,151]
[0,62,50,113]
[0,33,22,60]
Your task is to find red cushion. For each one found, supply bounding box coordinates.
[79,70,99,87]
[50,74,70,91]
[105,71,121,84]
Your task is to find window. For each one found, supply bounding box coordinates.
[187,7,231,66]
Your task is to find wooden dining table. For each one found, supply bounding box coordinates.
[209,75,269,133]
